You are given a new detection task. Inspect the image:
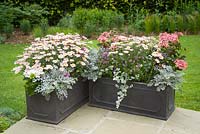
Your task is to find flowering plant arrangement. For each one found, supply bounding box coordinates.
[85,31,187,108]
[13,33,89,100]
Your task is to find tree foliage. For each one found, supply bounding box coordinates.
[3,0,200,25]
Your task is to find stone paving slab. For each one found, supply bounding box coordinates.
[5,104,200,134]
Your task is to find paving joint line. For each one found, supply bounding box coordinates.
[84,111,111,134]
[105,116,164,128]
[55,124,80,134]
[156,121,165,134]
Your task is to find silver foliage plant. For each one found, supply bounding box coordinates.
[82,49,99,81]
[113,68,134,109]
[33,69,77,100]
[148,65,183,91]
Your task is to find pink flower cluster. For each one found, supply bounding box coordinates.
[97,32,110,43]
[174,59,188,70]
[159,32,183,48]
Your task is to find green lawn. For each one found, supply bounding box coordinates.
[0,44,27,115]
[0,35,199,119]
[176,35,200,111]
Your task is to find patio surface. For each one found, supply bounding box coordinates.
[5,104,200,134]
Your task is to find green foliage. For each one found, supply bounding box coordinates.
[127,6,149,32]
[0,107,22,121]
[0,4,14,38]
[145,16,154,34]
[47,27,76,35]
[3,23,14,38]
[145,11,200,33]
[0,2,48,39]
[57,14,72,28]
[154,14,161,33]
[160,12,177,32]
[40,18,49,36]
[0,35,6,44]
[126,24,134,35]
[72,8,124,36]
[133,9,148,31]
[20,3,49,25]
[0,116,10,133]
[20,19,31,35]
[177,1,198,14]
[71,9,88,33]
[32,26,42,38]
[168,16,176,33]
[4,0,200,25]
[192,11,200,31]
[161,15,169,32]
[185,15,197,34]
[145,14,161,34]
[0,3,15,31]
[33,26,76,38]
[175,15,184,32]
[24,78,37,96]
[0,107,23,132]
[0,3,48,27]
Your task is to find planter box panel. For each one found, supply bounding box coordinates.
[89,78,175,120]
[26,80,89,124]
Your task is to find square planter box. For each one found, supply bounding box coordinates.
[26,80,89,124]
[89,78,175,120]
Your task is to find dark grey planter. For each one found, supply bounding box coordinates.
[89,78,175,120]
[26,80,89,124]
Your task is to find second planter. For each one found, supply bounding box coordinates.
[89,78,175,120]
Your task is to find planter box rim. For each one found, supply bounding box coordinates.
[97,77,150,86]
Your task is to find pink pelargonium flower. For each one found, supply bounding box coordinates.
[159,40,169,48]
[101,32,111,38]
[159,32,179,48]
[174,59,188,70]
[97,31,111,43]
[97,35,108,43]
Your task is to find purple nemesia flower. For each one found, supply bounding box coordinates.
[81,47,87,51]
[102,51,109,59]
[64,72,70,78]
[101,51,109,64]
[100,48,110,64]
